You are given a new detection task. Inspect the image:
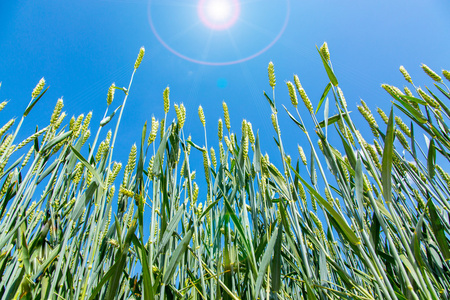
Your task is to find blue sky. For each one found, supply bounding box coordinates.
[1,0,450,177]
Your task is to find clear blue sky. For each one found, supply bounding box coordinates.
[1,0,450,177]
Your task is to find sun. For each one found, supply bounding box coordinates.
[197,0,241,30]
[206,1,232,22]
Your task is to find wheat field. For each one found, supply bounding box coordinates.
[0,45,449,299]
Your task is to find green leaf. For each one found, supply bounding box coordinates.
[310,149,317,186]
[271,224,283,292]
[410,123,417,159]
[382,108,394,204]
[131,234,153,300]
[31,245,61,282]
[316,112,350,129]
[338,130,356,170]
[316,46,338,86]
[268,164,289,199]
[293,167,360,245]
[252,131,262,173]
[153,126,171,176]
[264,91,277,113]
[428,201,450,261]
[223,198,252,259]
[186,140,204,152]
[88,258,124,300]
[37,159,59,184]
[163,227,194,284]
[412,213,425,268]
[40,130,72,154]
[315,82,332,114]
[114,214,123,248]
[369,213,381,251]
[24,86,49,116]
[427,86,450,118]
[319,246,328,285]
[21,231,31,275]
[105,217,138,299]
[354,157,364,224]
[200,198,220,220]
[278,202,317,299]
[69,182,98,221]
[323,97,329,137]
[70,145,104,189]
[399,254,421,289]
[0,154,23,180]
[283,105,305,131]
[99,105,121,127]
[394,97,427,124]
[255,225,279,295]
[320,137,339,177]
[156,204,185,258]
[401,95,427,106]
[427,139,436,179]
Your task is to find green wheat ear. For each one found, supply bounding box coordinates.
[268,61,276,89]
[163,86,170,114]
[403,86,413,97]
[421,63,442,82]
[147,117,159,146]
[377,107,389,124]
[399,66,413,84]
[299,87,313,114]
[198,105,205,127]
[49,98,64,126]
[394,116,411,138]
[210,147,217,169]
[298,145,307,165]
[337,87,347,109]
[357,100,379,137]
[293,75,313,113]
[443,69,450,82]
[0,101,8,112]
[286,81,298,108]
[271,113,278,134]
[246,121,255,145]
[107,83,115,106]
[82,112,92,133]
[217,118,223,141]
[320,41,330,61]
[134,47,145,69]
[222,101,231,131]
[418,88,440,109]
[174,103,186,128]
[0,119,15,139]
[31,77,45,98]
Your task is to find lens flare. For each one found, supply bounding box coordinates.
[198,0,240,30]
[148,0,291,66]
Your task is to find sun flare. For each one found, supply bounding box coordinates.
[198,0,240,30]
[205,0,232,22]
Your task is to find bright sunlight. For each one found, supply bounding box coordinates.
[198,0,240,30]
[205,0,233,22]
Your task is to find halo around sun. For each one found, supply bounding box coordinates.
[148,0,291,65]
[197,0,241,30]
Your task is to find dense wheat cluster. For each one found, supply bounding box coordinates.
[0,45,449,299]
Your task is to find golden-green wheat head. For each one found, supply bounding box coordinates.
[32,77,45,98]
[399,66,413,84]
[134,47,145,69]
[107,83,115,106]
[421,63,442,82]
[268,61,276,89]
[320,41,330,61]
